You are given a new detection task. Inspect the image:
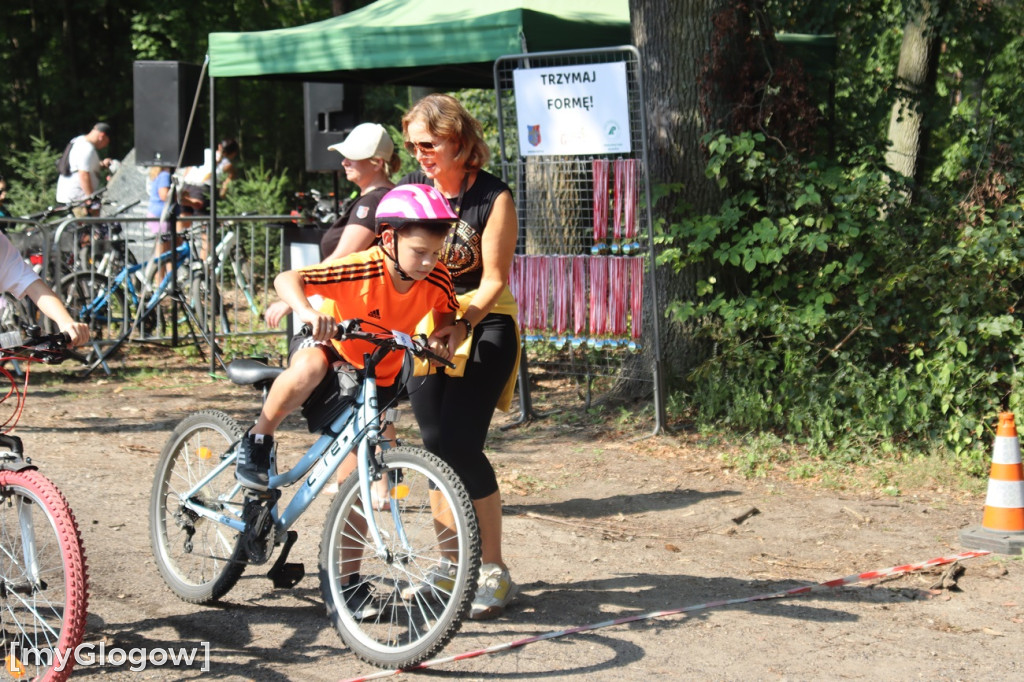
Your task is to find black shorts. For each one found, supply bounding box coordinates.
[289,334,399,407]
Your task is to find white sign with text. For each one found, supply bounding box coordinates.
[513,62,631,156]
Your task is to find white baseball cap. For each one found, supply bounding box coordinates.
[327,123,394,161]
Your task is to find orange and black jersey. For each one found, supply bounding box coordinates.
[298,246,458,385]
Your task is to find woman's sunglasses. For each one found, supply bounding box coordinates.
[405,139,441,155]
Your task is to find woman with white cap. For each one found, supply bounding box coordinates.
[265,122,400,327]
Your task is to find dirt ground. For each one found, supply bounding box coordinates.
[8,346,1024,681]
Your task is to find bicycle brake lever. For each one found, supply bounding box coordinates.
[411,333,456,369]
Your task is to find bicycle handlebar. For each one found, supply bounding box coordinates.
[0,327,87,365]
[299,319,457,369]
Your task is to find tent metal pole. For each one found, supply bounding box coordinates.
[208,74,220,375]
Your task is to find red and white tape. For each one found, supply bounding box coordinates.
[340,550,990,682]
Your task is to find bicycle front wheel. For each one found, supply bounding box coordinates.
[319,445,480,669]
[0,468,88,682]
[150,410,246,603]
[60,272,135,339]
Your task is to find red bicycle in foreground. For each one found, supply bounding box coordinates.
[0,326,88,682]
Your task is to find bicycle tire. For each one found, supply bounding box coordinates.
[59,271,135,339]
[186,267,208,333]
[150,410,247,603]
[319,445,480,669]
[0,468,88,682]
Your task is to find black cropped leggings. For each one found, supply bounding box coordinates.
[408,313,518,500]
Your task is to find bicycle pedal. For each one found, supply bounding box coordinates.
[268,562,305,589]
[267,530,304,588]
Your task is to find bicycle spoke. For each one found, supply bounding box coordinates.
[320,446,480,669]
[150,410,247,603]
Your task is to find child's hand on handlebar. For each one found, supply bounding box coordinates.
[297,309,338,341]
[59,321,90,348]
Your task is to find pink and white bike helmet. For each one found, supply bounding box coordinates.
[375,183,458,235]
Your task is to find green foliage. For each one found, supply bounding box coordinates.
[218,159,290,276]
[4,136,60,217]
[220,159,289,217]
[661,123,1024,471]
[655,0,1024,475]
[451,88,503,175]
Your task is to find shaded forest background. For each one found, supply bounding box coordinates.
[0,0,414,208]
[3,0,1024,474]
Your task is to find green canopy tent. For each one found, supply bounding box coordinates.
[207,0,631,88]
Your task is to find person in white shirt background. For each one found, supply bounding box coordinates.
[55,122,113,217]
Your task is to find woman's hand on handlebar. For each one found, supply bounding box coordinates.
[425,334,453,367]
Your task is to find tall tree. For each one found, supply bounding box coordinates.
[628,0,821,404]
[627,0,726,409]
[884,0,946,183]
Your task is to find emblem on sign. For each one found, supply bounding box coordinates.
[527,125,542,147]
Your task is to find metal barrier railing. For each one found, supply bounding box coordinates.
[39,213,299,374]
[2,217,66,336]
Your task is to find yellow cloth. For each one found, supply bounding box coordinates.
[413,286,520,412]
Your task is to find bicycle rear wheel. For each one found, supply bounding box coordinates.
[150,410,247,603]
[0,292,38,333]
[0,468,88,682]
[319,445,480,669]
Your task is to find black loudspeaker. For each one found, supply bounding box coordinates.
[133,61,204,167]
[303,82,359,172]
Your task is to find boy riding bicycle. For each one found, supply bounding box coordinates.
[235,184,461,491]
[1,230,89,346]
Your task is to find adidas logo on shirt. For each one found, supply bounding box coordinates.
[368,308,382,319]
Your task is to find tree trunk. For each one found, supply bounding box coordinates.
[884,1,944,184]
[523,157,587,255]
[617,0,725,407]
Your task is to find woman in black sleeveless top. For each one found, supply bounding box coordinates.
[400,94,520,620]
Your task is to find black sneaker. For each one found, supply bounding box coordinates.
[235,430,273,491]
[343,578,382,621]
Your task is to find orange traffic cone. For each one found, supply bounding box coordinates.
[960,412,1024,554]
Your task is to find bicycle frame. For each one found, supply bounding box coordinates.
[179,366,402,559]
[75,240,192,326]
[213,228,259,316]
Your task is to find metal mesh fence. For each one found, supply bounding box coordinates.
[494,46,663,421]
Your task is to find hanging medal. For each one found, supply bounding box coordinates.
[572,255,587,349]
[622,159,640,256]
[612,158,624,255]
[592,159,610,256]
[629,256,645,351]
[537,255,550,345]
[588,256,608,348]
[551,255,570,348]
[607,257,628,349]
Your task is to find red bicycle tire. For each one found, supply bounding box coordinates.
[0,469,88,682]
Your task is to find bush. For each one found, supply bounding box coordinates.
[4,135,60,217]
[660,130,1023,473]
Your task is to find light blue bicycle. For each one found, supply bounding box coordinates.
[148,319,481,668]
